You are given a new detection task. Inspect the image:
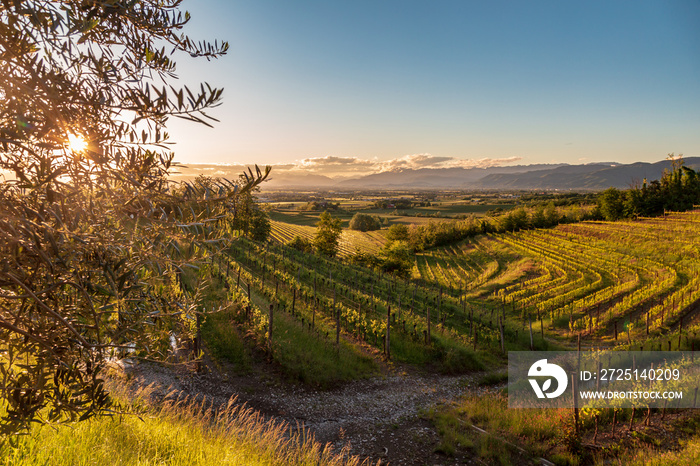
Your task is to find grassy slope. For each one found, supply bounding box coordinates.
[1,384,367,466]
[430,390,700,465]
[201,263,380,388]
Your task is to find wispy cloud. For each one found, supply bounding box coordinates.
[439,156,523,169]
[297,156,375,173]
[170,154,522,181]
[284,153,522,177]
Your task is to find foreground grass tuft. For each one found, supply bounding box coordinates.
[1,382,369,466]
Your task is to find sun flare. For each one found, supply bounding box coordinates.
[67,133,88,152]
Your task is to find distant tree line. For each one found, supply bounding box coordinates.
[298,200,341,211]
[401,203,595,251]
[597,155,700,220]
[347,204,594,278]
[373,199,413,209]
[520,192,599,207]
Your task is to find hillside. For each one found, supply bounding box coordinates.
[334,164,563,189]
[472,157,700,190]
[225,212,700,463]
[171,157,700,191]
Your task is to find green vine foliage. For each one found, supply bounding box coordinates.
[0,0,269,435]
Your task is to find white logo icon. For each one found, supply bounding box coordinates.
[528,359,568,399]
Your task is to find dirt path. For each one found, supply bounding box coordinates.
[122,359,487,465]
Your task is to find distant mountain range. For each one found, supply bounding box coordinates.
[468,159,700,190]
[334,164,564,189]
[172,158,700,191]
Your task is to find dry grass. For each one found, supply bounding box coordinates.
[1,378,372,466]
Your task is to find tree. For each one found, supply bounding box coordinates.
[386,223,409,242]
[286,235,314,253]
[348,212,381,232]
[229,180,271,241]
[540,202,558,226]
[0,0,269,434]
[379,240,413,278]
[625,155,700,217]
[597,188,624,221]
[497,208,529,232]
[248,208,272,242]
[531,205,547,228]
[314,212,343,257]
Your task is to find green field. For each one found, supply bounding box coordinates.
[268,200,517,227]
[361,202,516,217]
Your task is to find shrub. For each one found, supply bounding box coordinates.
[348,213,381,232]
[386,223,409,242]
[286,235,314,253]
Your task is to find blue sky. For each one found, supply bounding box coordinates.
[167,0,700,177]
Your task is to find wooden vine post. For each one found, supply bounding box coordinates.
[499,316,505,354]
[385,306,391,359]
[426,306,431,344]
[313,298,317,329]
[268,303,274,347]
[468,305,473,334]
[646,311,650,336]
[572,372,579,435]
[335,290,340,346]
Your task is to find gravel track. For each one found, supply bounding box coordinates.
[122,360,485,464]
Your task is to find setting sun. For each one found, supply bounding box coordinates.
[67,133,87,152]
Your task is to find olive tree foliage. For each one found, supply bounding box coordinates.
[0,0,269,435]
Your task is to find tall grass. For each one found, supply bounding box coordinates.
[269,309,378,387]
[430,392,578,464]
[201,309,252,373]
[431,392,700,465]
[1,382,370,466]
[624,437,700,465]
